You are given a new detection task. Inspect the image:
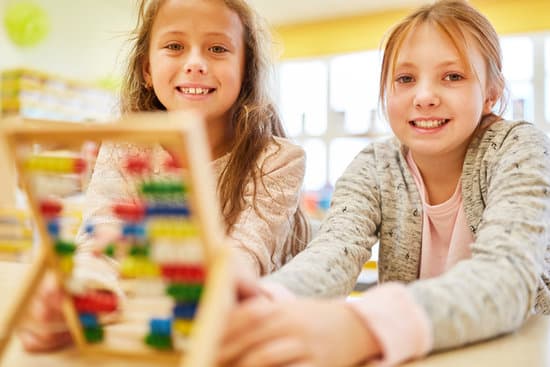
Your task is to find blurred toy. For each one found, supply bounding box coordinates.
[0,112,232,367]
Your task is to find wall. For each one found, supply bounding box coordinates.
[274,0,550,59]
[0,0,135,83]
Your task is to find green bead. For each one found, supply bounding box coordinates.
[144,333,173,350]
[165,283,203,302]
[83,326,103,343]
[54,239,76,255]
[103,244,115,257]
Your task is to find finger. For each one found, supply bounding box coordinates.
[221,297,273,344]
[18,328,73,353]
[234,338,307,367]
[235,276,263,302]
[219,305,287,364]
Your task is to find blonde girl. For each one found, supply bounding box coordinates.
[219,1,550,366]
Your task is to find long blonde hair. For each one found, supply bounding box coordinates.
[379,0,506,118]
[120,0,310,261]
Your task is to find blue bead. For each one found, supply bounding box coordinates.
[79,313,99,328]
[150,318,172,336]
[47,220,60,236]
[173,303,198,319]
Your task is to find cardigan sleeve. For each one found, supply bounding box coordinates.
[228,139,306,276]
[264,144,381,296]
[408,123,550,351]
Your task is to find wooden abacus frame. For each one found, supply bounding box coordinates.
[0,112,233,367]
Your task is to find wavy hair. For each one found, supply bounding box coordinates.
[119,0,310,263]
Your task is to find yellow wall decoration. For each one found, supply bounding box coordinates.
[4,1,50,47]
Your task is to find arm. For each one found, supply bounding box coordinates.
[409,123,550,350]
[228,139,306,277]
[264,144,381,297]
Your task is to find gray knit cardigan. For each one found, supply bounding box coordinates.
[266,119,550,351]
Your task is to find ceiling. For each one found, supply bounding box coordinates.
[247,0,428,26]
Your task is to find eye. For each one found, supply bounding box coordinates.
[444,73,464,81]
[165,43,183,51]
[209,45,228,54]
[395,75,414,84]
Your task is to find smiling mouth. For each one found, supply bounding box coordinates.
[409,119,450,128]
[176,87,215,95]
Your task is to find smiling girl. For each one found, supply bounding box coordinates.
[20,0,309,352]
[219,1,550,366]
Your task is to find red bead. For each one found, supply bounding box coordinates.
[112,202,145,222]
[39,199,63,217]
[73,157,87,174]
[161,264,206,283]
[125,157,150,175]
[73,290,118,313]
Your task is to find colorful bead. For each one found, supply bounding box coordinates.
[165,283,203,302]
[144,333,172,350]
[161,264,206,283]
[73,290,118,313]
[172,319,193,337]
[120,256,160,278]
[112,202,145,222]
[124,156,150,175]
[83,326,104,343]
[54,239,76,255]
[58,255,74,274]
[149,318,172,336]
[140,181,186,196]
[79,313,99,328]
[25,155,86,174]
[39,199,63,217]
[172,303,198,319]
[145,204,190,217]
[46,220,60,236]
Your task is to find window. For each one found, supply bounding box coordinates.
[501,36,534,122]
[545,36,550,123]
[277,32,550,194]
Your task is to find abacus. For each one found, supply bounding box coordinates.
[0,112,232,367]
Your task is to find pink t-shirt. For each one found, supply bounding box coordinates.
[405,150,474,278]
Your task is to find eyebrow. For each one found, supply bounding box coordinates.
[395,59,463,69]
[157,30,239,47]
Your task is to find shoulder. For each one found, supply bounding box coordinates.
[479,119,548,146]
[258,137,305,174]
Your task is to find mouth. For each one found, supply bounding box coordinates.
[176,86,215,95]
[409,119,450,129]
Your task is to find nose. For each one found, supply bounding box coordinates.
[413,81,440,109]
[184,50,207,75]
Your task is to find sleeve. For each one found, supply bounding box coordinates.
[228,140,306,277]
[73,142,139,294]
[408,124,550,351]
[264,144,381,296]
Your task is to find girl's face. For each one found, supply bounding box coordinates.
[386,23,494,161]
[143,0,245,127]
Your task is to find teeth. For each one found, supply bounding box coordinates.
[180,87,210,95]
[413,119,447,128]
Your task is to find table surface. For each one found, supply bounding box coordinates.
[0,261,549,367]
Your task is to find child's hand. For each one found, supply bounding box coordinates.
[18,272,73,352]
[218,298,381,367]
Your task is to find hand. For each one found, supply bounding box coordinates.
[218,298,381,367]
[18,272,73,352]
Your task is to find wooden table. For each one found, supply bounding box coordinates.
[1,261,549,366]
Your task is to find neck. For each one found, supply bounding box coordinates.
[206,117,233,161]
[411,148,466,205]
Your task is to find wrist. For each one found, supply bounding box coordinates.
[342,301,382,363]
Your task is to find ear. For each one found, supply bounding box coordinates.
[483,87,498,115]
[142,58,152,88]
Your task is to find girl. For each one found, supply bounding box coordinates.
[20,0,309,352]
[219,1,550,366]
